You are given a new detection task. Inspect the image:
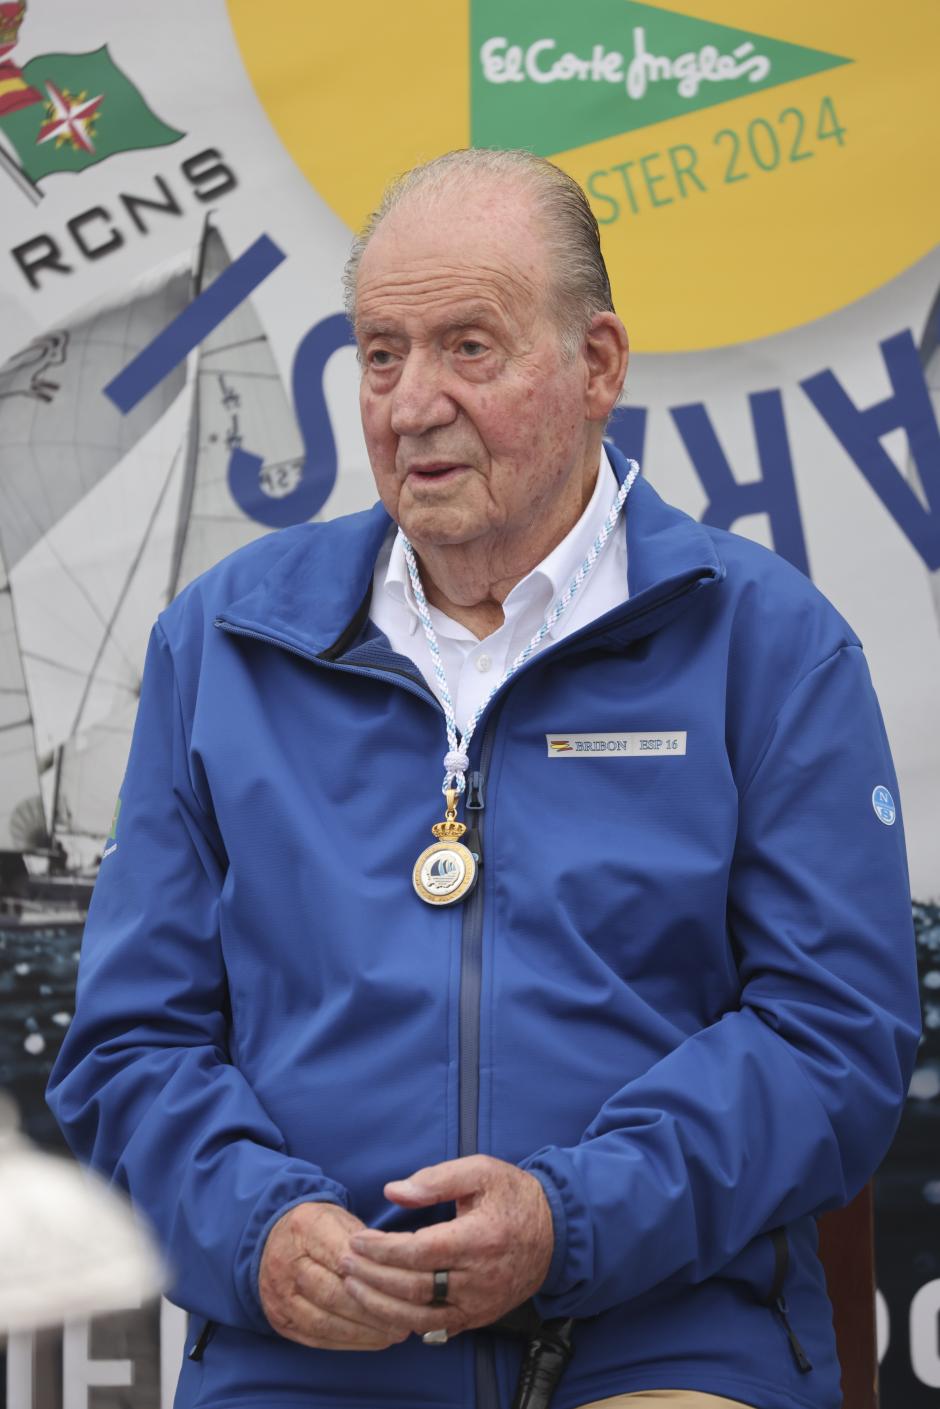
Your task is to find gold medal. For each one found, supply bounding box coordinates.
[413,789,478,906]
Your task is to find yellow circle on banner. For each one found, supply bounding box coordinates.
[228,0,940,352]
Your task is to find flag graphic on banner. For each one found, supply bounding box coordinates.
[0,45,183,183]
[0,58,40,115]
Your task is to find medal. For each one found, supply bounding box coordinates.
[401,459,640,907]
[412,788,478,906]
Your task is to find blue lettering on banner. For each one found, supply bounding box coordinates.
[103,225,354,528]
[104,233,286,413]
[801,330,940,571]
[102,246,940,571]
[227,312,354,527]
[670,388,810,576]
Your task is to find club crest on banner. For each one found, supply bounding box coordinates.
[0,0,183,202]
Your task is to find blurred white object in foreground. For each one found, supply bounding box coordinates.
[0,1092,165,1333]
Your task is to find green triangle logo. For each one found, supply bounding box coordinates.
[470,1,850,155]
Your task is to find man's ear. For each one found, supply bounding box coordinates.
[583,313,629,422]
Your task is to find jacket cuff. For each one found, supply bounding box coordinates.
[520,1148,589,1305]
[236,1167,350,1332]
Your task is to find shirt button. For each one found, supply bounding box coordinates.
[475,654,492,673]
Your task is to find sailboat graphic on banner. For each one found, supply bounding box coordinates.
[1,220,304,862]
[0,257,190,860]
[0,220,306,1132]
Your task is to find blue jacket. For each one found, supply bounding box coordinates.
[47,446,920,1409]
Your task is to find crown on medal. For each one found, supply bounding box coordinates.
[431,818,467,842]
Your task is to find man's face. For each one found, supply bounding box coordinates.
[354,182,595,552]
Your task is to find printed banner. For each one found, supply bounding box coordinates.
[0,0,937,1404]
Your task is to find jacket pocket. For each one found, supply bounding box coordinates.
[761,1228,813,1374]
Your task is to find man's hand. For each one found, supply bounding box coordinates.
[259,1202,410,1350]
[339,1156,554,1339]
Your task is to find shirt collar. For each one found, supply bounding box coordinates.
[380,445,619,639]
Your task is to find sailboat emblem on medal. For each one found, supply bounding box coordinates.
[413,789,477,906]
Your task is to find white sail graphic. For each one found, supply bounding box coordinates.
[53,696,141,842]
[0,256,190,853]
[49,436,184,840]
[52,223,304,845]
[0,264,190,572]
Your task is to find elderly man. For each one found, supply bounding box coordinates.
[48,150,919,1409]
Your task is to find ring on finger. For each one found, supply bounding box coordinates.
[430,1268,449,1307]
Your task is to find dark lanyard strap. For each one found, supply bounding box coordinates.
[509,1318,576,1409]
[489,1302,576,1409]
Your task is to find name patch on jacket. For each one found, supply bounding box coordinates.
[546,732,687,757]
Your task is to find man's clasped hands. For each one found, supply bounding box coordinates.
[259,1155,554,1350]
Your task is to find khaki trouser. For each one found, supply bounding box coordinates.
[577,1394,753,1408]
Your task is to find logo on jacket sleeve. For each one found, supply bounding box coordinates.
[546,731,687,757]
[871,785,896,825]
[101,793,121,858]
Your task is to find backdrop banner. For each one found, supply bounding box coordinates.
[1,1,937,1404]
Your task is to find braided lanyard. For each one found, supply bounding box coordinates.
[402,458,639,795]
[403,458,640,905]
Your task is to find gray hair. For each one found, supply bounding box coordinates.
[342,148,614,355]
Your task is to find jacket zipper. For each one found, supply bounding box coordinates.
[775,1295,813,1374]
[765,1228,812,1374]
[457,748,492,1162]
[187,1317,216,1361]
[461,740,500,1409]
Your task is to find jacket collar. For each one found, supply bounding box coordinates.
[218,444,725,658]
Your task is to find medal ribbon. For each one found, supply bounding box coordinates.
[400,458,640,797]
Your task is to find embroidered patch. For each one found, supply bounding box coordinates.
[545,732,687,757]
[871,785,896,825]
[101,794,122,858]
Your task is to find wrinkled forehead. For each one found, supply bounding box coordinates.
[354,180,552,327]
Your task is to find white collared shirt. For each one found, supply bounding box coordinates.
[369,446,629,731]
